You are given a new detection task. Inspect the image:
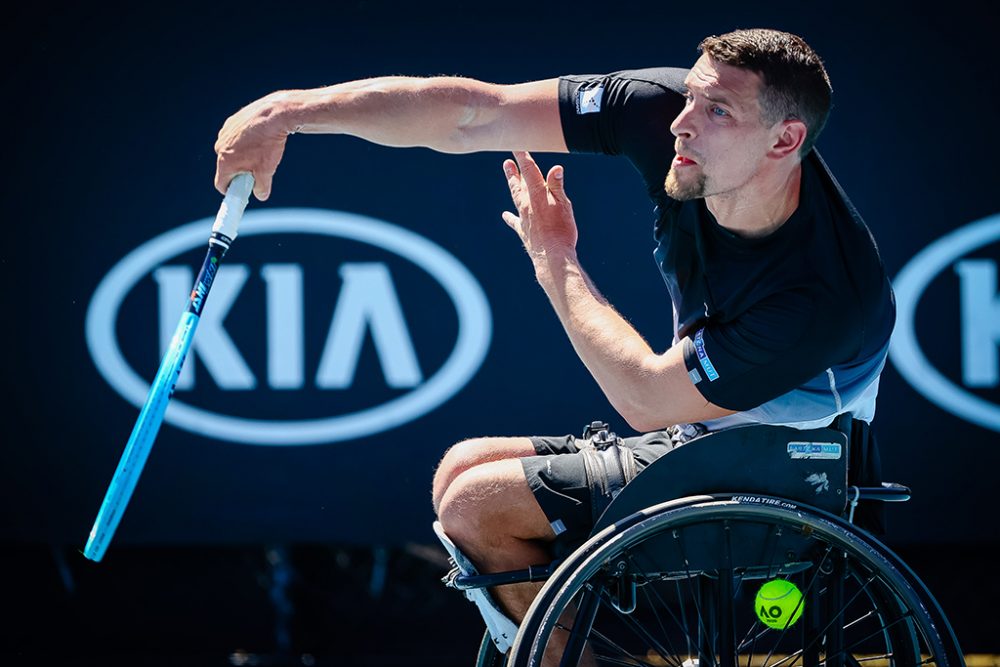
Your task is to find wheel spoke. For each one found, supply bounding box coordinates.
[594,584,685,667]
[624,551,685,660]
[671,527,715,666]
[514,501,955,667]
[826,610,936,666]
[580,625,665,667]
[760,544,834,667]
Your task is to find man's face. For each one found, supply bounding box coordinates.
[664,54,779,201]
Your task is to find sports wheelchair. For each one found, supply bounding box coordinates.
[445,416,965,667]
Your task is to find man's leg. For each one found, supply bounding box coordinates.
[437,458,554,620]
[431,437,537,513]
[437,458,596,667]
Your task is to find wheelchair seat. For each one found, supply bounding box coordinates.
[592,420,851,534]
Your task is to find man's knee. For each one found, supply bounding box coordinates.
[432,438,486,512]
[432,437,536,513]
[437,459,550,554]
[437,462,502,546]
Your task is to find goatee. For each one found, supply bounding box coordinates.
[664,167,707,201]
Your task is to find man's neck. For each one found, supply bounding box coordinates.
[705,162,803,239]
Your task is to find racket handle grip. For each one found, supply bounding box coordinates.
[212,173,255,241]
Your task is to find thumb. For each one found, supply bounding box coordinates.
[252,173,273,202]
[546,165,568,200]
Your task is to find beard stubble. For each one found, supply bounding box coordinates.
[664,165,707,201]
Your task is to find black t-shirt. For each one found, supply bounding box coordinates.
[558,68,895,429]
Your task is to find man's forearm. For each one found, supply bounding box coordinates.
[501,153,730,431]
[270,76,565,153]
[533,250,673,430]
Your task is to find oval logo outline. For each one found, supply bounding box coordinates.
[888,213,1000,432]
[86,208,493,445]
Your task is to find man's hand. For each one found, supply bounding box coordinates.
[214,92,297,201]
[501,151,578,263]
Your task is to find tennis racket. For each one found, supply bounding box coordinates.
[83,173,255,562]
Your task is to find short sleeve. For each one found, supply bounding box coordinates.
[558,69,688,196]
[681,290,857,412]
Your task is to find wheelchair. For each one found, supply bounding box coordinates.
[445,416,966,667]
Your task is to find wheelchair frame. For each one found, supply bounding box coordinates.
[449,420,965,667]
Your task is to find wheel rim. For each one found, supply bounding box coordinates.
[512,500,956,667]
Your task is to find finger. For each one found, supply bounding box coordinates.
[545,165,568,201]
[251,170,273,201]
[503,158,520,185]
[503,159,523,203]
[214,158,235,196]
[512,151,547,196]
[216,162,266,200]
[501,210,521,230]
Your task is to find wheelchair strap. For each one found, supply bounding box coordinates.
[580,440,638,524]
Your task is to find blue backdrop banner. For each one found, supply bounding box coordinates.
[2,1,996,549]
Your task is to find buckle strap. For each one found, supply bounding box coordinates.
[579,422,638,523]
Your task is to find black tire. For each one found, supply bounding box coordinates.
[509,495,964,667]
[476,630,507,667]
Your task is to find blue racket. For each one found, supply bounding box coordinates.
[83,173,254,562]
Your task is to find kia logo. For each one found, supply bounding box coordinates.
[86,209,493,445]
[889,213,1000,432]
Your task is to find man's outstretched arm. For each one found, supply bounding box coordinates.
[215,77,565,201]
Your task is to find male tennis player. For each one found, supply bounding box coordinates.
[216,28,893,656]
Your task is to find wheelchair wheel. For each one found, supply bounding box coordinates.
[477,630,507,667]
[509,496,964,667]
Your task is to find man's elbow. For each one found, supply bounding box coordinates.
[618,403,673,434]
[622,396,736,433]
[419,78,503,153]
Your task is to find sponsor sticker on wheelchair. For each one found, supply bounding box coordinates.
[732,496,799,510]
[786,441,842,460]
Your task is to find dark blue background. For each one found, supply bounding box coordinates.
[3,0,998,547]
[1,1,998,661]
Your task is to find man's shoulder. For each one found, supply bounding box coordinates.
[561,67,688,94]
[558,67,689,195]
[803,151,882,250]
[802,150,896,352]
[579,67,689,95]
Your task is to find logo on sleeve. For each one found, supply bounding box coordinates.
[694,328,720,382]
[576,85,604,114]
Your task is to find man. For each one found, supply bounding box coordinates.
[216,28,893,650]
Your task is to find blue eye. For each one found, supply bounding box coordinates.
[711,106,729,117]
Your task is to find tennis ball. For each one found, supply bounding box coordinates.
[755,579,804,629]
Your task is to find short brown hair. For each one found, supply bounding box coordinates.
[699,29,832,156]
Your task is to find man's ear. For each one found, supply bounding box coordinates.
[768,119,808,159]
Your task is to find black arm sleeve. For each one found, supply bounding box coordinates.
[681,290,858,412]
[558,68,688,199]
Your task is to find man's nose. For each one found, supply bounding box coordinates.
[670,105,695,139]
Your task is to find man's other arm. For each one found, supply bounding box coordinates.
[502,151,737,431]
[215,77,565,200]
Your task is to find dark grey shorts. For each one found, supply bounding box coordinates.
[521,430,680,555]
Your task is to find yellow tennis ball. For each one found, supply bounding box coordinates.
[755,579,804,629]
